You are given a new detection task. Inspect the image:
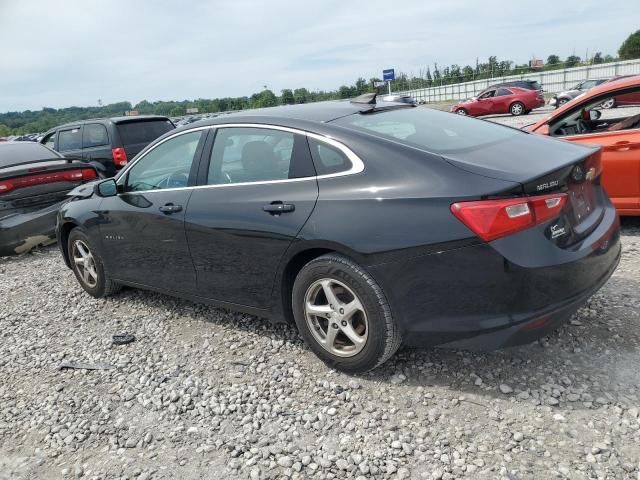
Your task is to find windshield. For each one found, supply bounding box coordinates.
[331,107,521,154]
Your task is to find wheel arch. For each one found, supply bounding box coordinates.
[59,221,80,268]
[272,242,364,324]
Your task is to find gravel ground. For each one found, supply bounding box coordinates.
[1,116,640,480]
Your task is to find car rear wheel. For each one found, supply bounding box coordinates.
[68,229,121,298]
[601,98,616,109]
[292,253,401,373]
[510,102,525,116]
[455,108,468,115]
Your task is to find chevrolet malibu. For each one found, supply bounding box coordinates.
[57,95,620,373]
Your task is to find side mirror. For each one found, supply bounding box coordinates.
[94,178,118,197]
[589,110,602,121]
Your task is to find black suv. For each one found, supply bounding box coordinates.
[40,116,175,177]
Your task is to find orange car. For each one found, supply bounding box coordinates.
[529,75,640,215]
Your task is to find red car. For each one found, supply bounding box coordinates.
[450,87,545,117]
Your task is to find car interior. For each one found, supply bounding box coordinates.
[549,89,640,137]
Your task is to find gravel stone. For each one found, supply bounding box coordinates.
[0,201,639,479]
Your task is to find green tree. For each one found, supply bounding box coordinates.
[592,52,604,64]
[280,89,294,105]
[565,55,581,67]
[293,88,309,104]
[250,89,278,108]
[619,30,640,60]
[546,54,560,65]
[0,124,11,137]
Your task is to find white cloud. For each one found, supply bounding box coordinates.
[0,0,638,111]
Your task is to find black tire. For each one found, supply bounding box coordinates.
[291,253,402,373]
[455,108,468,116]
[510,101,525,116]
[68,228,121,298]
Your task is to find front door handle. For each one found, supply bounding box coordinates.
[159,203,183,214]
[604,141,639,152]
[263,202,295,215]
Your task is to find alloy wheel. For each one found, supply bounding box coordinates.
[456,109,467,115]
[72,240,98,288]
[304,278,368,358]
[511,103,524,115]
[601,98,615,109]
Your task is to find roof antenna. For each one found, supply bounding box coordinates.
[350,92,377,105]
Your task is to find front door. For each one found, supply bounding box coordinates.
[565,128,640,213]
[98,129,207,291]
[185,126,319,308]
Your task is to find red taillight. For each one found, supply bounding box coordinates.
[111,147,128,167]
[450,193,568,242]
[0,168,97,195]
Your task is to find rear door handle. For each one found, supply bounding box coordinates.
[263,202,295,215]
[159,203,183,214]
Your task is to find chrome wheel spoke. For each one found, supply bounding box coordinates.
[321,280,341,309]
[306,302,332,317]
[341,298,363,321]
[340,321,365,345]
[73,256,84,265]
[324,324,338,347]
[73,240,98,288]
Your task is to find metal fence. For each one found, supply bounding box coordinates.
[393,59,640,103]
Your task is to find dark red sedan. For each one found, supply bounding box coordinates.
[450,86,545,117]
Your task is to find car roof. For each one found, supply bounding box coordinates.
[178,99,414,127]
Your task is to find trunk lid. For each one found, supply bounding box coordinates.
[441,134,604,247]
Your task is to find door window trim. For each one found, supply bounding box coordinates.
[115,123,365,193]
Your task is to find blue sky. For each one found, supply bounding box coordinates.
[0,0,638,112]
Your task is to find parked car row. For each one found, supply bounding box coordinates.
[0,115,175,254]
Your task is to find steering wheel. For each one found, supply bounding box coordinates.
[160,171,189,189]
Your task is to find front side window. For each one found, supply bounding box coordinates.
[125,131,203,192]
[82,124,109,148]
[43,132,56,149]
[478,90,495,99]
[58,128,82,151]
[549,86,640,137]
[207,127,296,185]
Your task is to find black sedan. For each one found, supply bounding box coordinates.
[56,95,620,372]
[0,142,97,256]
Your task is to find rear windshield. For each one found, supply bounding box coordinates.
[0,142,60,167]
[331,108,521,154]
[117,120,174,146]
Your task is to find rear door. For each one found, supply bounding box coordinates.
[115,118,175,159]
[81,123,113,176]
[57,126,84,161]
[185,125,318,308]
[98,129,206,291]
[492,88,514,113]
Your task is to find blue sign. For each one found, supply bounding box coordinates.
[383,68,395,81]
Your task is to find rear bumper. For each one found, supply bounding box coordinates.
[0,202,64,256]
[368,205,621,350]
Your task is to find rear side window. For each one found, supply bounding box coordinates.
[82,123,109,148]
[495,88,512,96]
[331,108,520,154]
[207,127,314,185]
[58,128,82,151]
[308,138,352,175]
[117,120,174,146]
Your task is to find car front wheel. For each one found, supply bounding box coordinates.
[601,98,616,109]
[510,102,525,116]
[68,228,121,298]
[292,253,401,373]
[455,108,468,115]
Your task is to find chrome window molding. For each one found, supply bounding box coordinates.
[116,123,365,193]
